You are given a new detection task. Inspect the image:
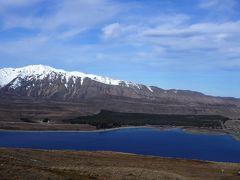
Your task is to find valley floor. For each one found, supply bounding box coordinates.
[0,148,239,180]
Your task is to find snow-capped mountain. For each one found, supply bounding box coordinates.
[0,65,144,90]
[0,65,156,101]
[0,65,240,120]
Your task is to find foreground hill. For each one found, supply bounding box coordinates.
[0,65,240,124]
[0,148,239,180]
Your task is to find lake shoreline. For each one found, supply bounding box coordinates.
[1,124,239,140]
[0,124,226,134]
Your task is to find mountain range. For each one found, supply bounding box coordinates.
[0,65,239,123]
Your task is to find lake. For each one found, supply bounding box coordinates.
[0,127,240,163]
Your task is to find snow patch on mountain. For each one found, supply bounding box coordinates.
[0,68,19,87]
[147,86,153,92]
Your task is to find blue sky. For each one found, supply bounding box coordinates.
[0,0,240,97]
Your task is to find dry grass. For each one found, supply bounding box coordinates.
[0,148,239,180]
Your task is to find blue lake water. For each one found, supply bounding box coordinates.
[0,127,240,163]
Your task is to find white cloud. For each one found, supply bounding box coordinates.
[1,0,122,40]
[102,23,136,40]
[199,0,237,19]
[199,0,221,8]
[102,19,240,51]
[199,0,236,9]
[99,16,240,70]
[43,0,120,31]
[146,14,190,26]
[102,23,122,39]
[1,0,240,72]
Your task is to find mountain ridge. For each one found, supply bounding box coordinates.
[0,64,142,89]
[0,64,231,98]
[0,65,240,122]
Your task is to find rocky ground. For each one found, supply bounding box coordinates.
[0,148,239,180]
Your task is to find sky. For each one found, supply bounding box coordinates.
[0,0,240,97]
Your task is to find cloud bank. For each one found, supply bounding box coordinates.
[0,0,240,97]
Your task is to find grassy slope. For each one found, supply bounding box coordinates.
[0,148,239,180]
